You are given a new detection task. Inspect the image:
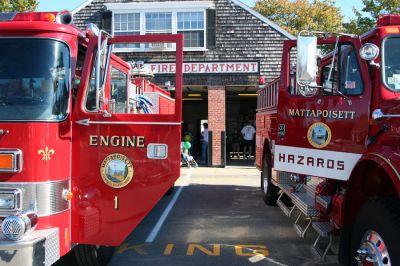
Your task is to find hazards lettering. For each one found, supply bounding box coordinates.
[278,153,344,171]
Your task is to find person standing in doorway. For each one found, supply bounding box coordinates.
[228,128,241,159]
[241,121,256,159]
[200,123,209,164]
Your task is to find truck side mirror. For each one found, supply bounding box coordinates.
[296,34,318,86]
[95,30,112,116]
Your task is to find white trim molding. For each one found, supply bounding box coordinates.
[105,1,214,12]
[72,0,94,15]
[230,0,295,40]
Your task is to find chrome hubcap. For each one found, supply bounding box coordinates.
[355,230,391,266]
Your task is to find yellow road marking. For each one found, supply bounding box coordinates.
[116,243,149,255]
[234,244,269,257]
[186,244,221,256]
[163,244,174,255]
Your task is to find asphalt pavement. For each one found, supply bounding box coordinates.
[57,165,341,265]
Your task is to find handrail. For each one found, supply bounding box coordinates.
[257,77,279,112]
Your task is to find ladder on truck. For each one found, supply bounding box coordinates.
[271,171,335,262]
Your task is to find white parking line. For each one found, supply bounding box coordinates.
[249,255,288,265]
[145,168,193,243]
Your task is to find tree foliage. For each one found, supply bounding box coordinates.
[344,0,400,35]
[254,0,343,36]
[0,0,38,12]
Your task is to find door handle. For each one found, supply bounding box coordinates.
[372,109,400,120]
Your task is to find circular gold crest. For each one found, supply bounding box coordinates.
[100,153,134,188]
[307,122,332,149]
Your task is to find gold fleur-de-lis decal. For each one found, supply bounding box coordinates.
[38,146,55,162]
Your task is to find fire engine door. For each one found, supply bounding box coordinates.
[274,41,370,181]
[71,34,183,246]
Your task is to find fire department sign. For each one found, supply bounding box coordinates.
[145,61,259,74]
[100,153,134,188]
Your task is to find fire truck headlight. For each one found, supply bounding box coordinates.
[0,189,21,210]
[0,194,16,209]
[2,212,38,241]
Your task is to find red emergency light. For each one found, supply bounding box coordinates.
[377,14,400,26]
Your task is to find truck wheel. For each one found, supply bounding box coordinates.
[74,244,115,266]
[350,199,400,266]
[261,154,278,205]
[165,185,175,196]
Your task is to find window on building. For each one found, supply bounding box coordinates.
[145,12,173,49]
[111,8,211,51]
[177,12,205,48]
[113,13,140,49]
[145,12,172,34]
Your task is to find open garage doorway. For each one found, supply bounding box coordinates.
[226,86,257,166]
[182,86,208,162]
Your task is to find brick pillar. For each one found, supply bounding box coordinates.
[208,86,225,167]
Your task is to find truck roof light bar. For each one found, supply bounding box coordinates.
[0,11,73,24]
[0,13,17,22]
[377,14,400,26]
[13,12,57,23]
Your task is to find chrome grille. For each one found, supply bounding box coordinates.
[0,180,69,217]
[44,228,60,266]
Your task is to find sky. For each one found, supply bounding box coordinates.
[38,0,362,21]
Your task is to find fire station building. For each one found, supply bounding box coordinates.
[73,0,294,167]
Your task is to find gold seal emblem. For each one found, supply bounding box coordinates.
[307,122,332,149]
[100,153,134,188]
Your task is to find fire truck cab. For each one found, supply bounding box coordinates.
[0,11,183,266]
[256,15,400,265]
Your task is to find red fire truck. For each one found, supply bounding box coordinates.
[0,11,183,265]
[256,15,400,265]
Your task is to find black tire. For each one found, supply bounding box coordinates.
[165,185,175,196]
[260,153,279,205]
[350,199,400,266]
[74,244,115,266]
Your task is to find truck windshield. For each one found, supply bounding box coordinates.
[0,38,70,121]
[383,37,400,92]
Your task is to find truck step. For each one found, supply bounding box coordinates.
[291,191,319,217]
[312,222,334,262]
[276,191,296,217]
[312,221,333,237]
[276,177,321,218]
[293,211,312,238]
[316,195,332,210]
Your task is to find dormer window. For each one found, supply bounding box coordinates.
[105,1,213,52]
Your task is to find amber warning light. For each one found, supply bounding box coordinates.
[0,154,14,170]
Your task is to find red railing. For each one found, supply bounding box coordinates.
[257,77,279,112]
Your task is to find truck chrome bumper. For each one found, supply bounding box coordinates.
[0,228,59,266]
